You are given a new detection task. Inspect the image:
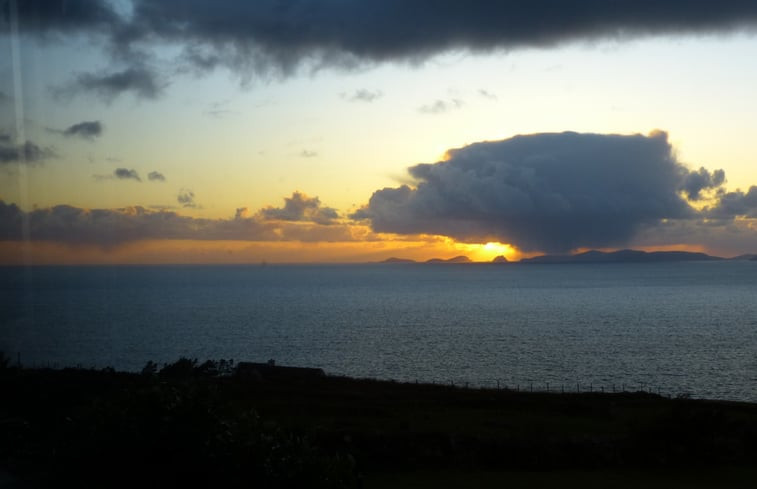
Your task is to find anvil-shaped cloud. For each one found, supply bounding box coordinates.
[353,131,742,253]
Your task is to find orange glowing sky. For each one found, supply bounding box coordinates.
[3,4,757,264]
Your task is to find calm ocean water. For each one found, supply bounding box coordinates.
[2,262,756,401]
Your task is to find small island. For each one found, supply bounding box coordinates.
[379,249,757,265]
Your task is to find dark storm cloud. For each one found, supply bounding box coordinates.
[260,191,338,225]
[0,194,352,247]
[147,171,165,182]
[14,1,757,98]
[177,188,196,208]
[1,0,119,34]
[62,120,103,140]
[352,131,720,253]
[73,68,162,101]
[122,1,757,72]
[0,137,55,164]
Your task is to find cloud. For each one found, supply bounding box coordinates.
[177,188,197,208]
[114,168,141,181]
[418,99,463,114]
[300,150,318,158]
[352,131,737,253]
[0,194,353,247]
[341,89,382,102]
[16,1,757,98]
[2,0,119,34]
[478,89,498,100]
[62,120,103,140]
[0,135,55,164]
[706,186,757,219]
[72,67,163,101]
[260,191,338,225]
[681,167,725,200]
[0,91,9,103]
[148,171,166,182]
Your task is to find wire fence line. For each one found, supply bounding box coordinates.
[362,376,686,398]
[11,357,690,399]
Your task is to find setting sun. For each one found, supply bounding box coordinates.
[448,241,520,262]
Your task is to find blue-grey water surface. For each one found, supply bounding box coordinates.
[2,261,756,401]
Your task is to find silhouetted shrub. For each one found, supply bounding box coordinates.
[140,360,158,376]
[159,357,197,378]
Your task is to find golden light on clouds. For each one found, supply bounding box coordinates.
[445,240,521,262]
[0,236,525,265]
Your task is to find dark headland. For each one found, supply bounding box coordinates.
[3,359,756,488]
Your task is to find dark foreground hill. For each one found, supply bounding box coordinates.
[2,360,756,488]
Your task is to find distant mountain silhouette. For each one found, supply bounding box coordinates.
[381,257,417,263]
[425,255,472,264]
[520,249,723,264]
[379,249,741,265]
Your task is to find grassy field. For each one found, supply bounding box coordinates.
[2,359,756,487]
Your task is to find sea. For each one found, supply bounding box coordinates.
[2,261,756,402]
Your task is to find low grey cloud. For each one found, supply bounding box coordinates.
[15,1,757,99]
[706,186,757,219]
[352,131,741,253]
[177,188,197,208]
[148,171,166,182]
[61,120,103,140]
[260,191,338,225]
[418,99,463,115]
[93,168,140,182]
[114,168,141,181]
[0,136,55,165]
[632,217,757,257]
[0,194,351,247]
[72,67,163,101]
[341,89,382,103]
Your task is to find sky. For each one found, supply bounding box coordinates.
[2,0,757,264]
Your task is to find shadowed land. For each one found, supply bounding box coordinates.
[2,358,756,488]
